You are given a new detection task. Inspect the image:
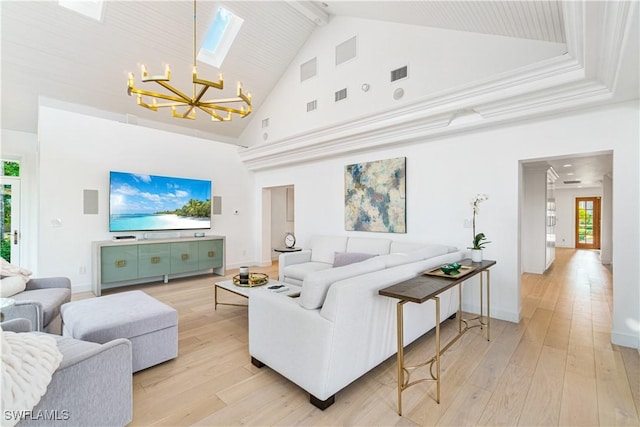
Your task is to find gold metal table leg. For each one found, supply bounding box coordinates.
[435,296,441,403]
[486,270,491,341]
[396,301,405,415]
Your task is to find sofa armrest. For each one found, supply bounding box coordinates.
[248,289,335,399]
[0,318,33,332]
[278,250,312,281]
[1,301,42,331]
[26,276,71,291]
[27,336,133,426]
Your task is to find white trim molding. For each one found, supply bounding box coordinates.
[240,1,637,171]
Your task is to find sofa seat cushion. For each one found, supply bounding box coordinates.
[12,288,71,327]
[310,236,348,264]
[300,258,386,309]
[61,291,176,343]
[283,262,332,283]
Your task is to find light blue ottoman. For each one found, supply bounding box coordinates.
[61,290,178,372]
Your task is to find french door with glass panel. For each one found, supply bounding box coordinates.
[575,197,600,250]
[1,177,21,263]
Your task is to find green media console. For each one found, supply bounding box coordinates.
[92,236,225,296]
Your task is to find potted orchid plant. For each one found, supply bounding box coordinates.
[469,193,490,262]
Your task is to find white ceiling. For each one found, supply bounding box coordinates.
[0,1,629,187]
[2,0,566,143]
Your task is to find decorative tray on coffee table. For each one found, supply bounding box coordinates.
[424,265,477,279]
[232,273,269,287]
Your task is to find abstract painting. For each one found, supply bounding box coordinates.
[344,157,406,233]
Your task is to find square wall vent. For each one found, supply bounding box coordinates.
[336,36,357,66]
[391,65,408,82]
[306,100,317,112]
[334,88,348,102]
[300,57,317,82]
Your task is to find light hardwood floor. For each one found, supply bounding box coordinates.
[76,248,639,426]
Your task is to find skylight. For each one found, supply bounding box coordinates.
[58,0,104,22]
[198,7,244,69]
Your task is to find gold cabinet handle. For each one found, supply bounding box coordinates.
[115,259,126,268]
[151,256,161,264]
[181,253,189,261]
[208,251,215,258]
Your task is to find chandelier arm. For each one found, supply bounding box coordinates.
[172,106,196,120]
[197,105,228,121]
[192,76,224,90]
[155,81,193,103]
[129,86,189,104]
[199,104,251,116]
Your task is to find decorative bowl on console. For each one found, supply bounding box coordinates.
[440,263,462,275]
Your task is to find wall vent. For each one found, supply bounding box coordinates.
[306,100,317,112]
[390,65,408,82]
[335,36,357,66]
[334,88,348,102]
[261,118,270,128]
[300,57,317,82]
[563,180,582,184]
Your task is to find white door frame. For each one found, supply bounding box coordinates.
[1,176,21,264]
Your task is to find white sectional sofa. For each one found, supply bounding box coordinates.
[249,235,466,409]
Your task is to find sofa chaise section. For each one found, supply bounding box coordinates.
[250,249,466,409]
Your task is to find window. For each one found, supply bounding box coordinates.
[198,7,244,69]
[2,161,20,177]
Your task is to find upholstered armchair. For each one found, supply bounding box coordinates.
[1,318,133,426]
[1,277,71,334]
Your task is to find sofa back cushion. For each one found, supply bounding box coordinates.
[300,258,386,310]
[320,250,466,322]
[310,236,348,264]
[346,237,391,255]
[333,252,376,267]
[389,241,425,253]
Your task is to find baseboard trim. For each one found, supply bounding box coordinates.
[611,330,640,349]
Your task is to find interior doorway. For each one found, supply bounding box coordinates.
[260,185,295,264]
[575,196,601,249]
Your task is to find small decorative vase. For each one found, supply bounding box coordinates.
[471,249,483,263]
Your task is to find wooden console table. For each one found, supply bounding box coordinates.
[379,259,496,415]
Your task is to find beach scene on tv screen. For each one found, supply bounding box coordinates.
[110,172,211,231]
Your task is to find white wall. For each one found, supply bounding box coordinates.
[37,106,256,292]
[239,15,566,146]
[555,187,604,248]
[252,101,639,348]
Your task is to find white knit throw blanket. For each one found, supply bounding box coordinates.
[1,329,62,427]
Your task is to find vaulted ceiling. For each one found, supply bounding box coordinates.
[1,1,636,188]
[2,0,571,143]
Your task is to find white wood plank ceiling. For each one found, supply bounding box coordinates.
[1,0,566,142]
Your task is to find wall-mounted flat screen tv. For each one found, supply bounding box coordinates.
[109,171,212,232]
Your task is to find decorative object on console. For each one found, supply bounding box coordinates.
[439,262,462,275]
[126,0,251,122]
[345,157,406,233]
[233,273,269,287]
[468,193,490,262]
[284,233,296,248]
